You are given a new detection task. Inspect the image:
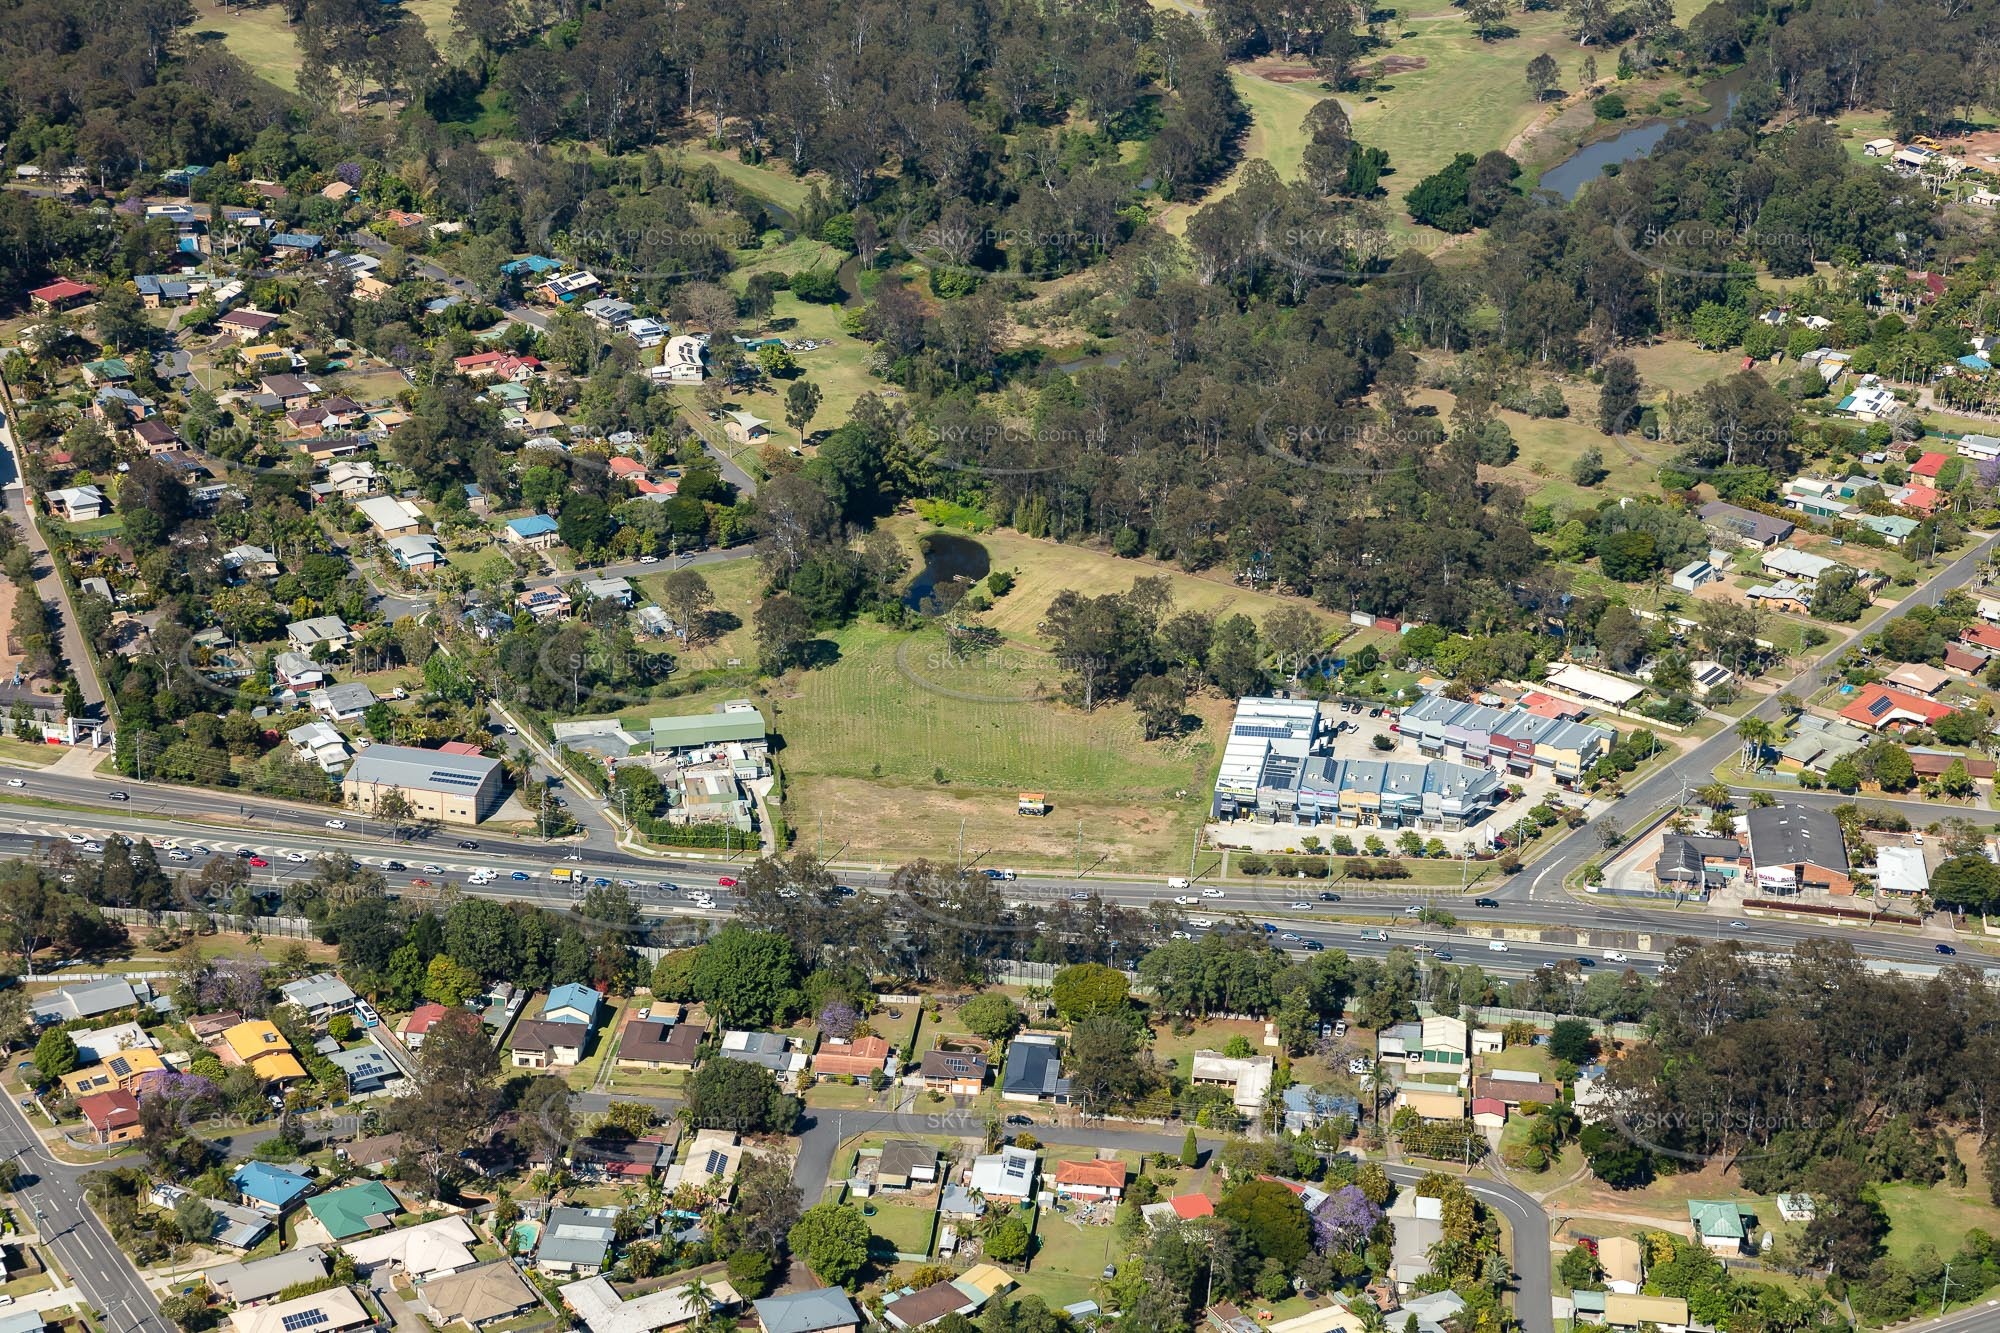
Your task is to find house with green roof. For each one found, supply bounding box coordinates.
[1688,1200,1751,1254]
[305,1180,403,1240]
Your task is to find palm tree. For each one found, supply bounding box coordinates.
[1734,717,1774,773]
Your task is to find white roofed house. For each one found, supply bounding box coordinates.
[1873,845,1929,897]
[1188,1051,1276,1115]
[654,334,707,383]
[310,681,378,722]
[279,973,360,1025]
[1759,546,1843,590]
[969,1145,1040,1202]
[356,495,426,538]
[288,720,353,774]
[223,544,280,579]
[288,615,353,654]
[386,533,445,571]
[49,485,108,522]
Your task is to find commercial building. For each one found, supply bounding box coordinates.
[1874,845,1930,896]
[1745,804,1853,895]
[1544,663,1646,708]
[1399,693,1617,785]
[342,743,506,824]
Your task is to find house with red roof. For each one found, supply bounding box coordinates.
[1471,1097,1507,1129]
[607,457,649,482]
[1898,484,1945,514]
[78,1089,142,1143]
[1516,691,1585,721]
[29,278,95,312]
[452,351,543,382]
[632,477,680,499]
[811,1034,889,1079]
[1911,452,1951,479]
[1945,643,1989,675]
[400,1003,448,1051]
[1052,1158,1128,1199]
[1165,1193,1213,1219]
[1839,684,1956,733]
[1964,623,2000,652]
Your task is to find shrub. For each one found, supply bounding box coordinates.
[1594,93,1627,119]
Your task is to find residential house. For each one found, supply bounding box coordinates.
[718,1030,806,1077]
[310,682,378,723]
[135,274,195,307]
[49,486,107,522]
[386,533,445,571]
[328,1045,402,1095]
[1697,501,1794,548]
[132,419,182,454]
[968,1145,1039,1201]
[341,1215,478,1281]
[1688,1199,1753,1254]
[616,1019,704,1071]
[69,1022,158,1064]
[287,615,353,653]
[1189,1051,1276,1114]
[415,1263,540,1331]
[1838,683,1954,733]
[218,308,281,342]
[260,373,319,410]
[303,1180,402,1241]
[229,1288,370,1333]
[561,1274,741,1333]
[582,576,635,606]
[534,271,601,304]
[279,973,360,1024]
[1671,560,1721,592]
[657,335,707,383]
[875,1140,939,1190]
[535,1206,619,1275]
[336,1133,407,1175]
[1884,662,1950,696]
[80,357,131,387]
[754,1290,860,1333]
[1051,1158,1128,1200]
[1394,1089,1465,1121]
[231,1161,315,1214]
[1471,1075,1558,1106]
[1837,381,1899,420]
[1601,1294,1690,1331]
[723,410,770,445]
[1471,1097,1507,1130]
[504,515,562,550]
[583,297,634,327]
[61,1046,164,1098]
[543,982,604,1026]
[1874,845,1930,896]
[1000,1034,1068,1103]
[879,1272,1014,1333]
[461,483,490,513]
[812,1034,890,1079]
[29,977,152,1025]
[1690,660,1734,698]
[1387,1191,1445,1291]
[28,279,95,312]
[510,1019,588,1069]
[1281,1087,1361,1134]
[678,1129,745,1193]
[224,544,280,579]
[76,1090,141,1144]
[400,1003,447,1051]
[572,1138,668,1181]
[1745,804,1852,895]
[153,1182,272,1249]
[313,460,381,501]
[268,232,324,260]
[208,1248,329,1306]
[356,494,425,538]
[275,653,329,695]
[218,1020,307,1083]
[919,1049,987,1096]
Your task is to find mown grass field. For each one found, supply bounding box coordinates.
[192,0,303,92]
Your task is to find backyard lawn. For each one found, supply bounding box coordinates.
[861,1197,938,1260]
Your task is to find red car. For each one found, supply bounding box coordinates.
[247,856,268,867]
[410,877,432,887]
[716,876,738,888]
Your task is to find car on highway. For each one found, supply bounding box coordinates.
[1200,886,1225,898]
[1404,905,1423,915]
[1170,930,1193,940]
[1068,891,1090,901]
[82,841,103,853]
[563,850,584,861]
[1304,939,1324,952]
[458,840,479,850]
[1319,891,1342,902]
[324,819,347,830]
[1604,949,1627,963]
[716,876,739,888]
[1435,949,1453,961]
[248,857,268,867]
[1474,897,1499,908]
[1937,943,1958,955]
[108,791,129,801]
[1188,916,1213,928]
[592,877,610,888]
[422,864,443,875]
[1280,931,1302,942]
[167,849,191,861]
[1289,901,1313,910]
[1172,895,1197,906]
[1576,956,1596,967]
[656,882,680,893]
[410,877,432,887]
[640,554,658,564]
[64,833,85,845]
[835,885,857,896]
[1487,940,1509,951]
[236,848,256,859]
[469,870,496,885]
[1728,920,1750,930]
[617,878,640,888]
[284,851,308,863]
[512,871,531,881]
[1005,1114,1035,1126]
[4,779,20,788]
[504,724,519,735]
[385,861,406,871]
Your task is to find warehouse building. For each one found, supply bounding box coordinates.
[342,744,506,824]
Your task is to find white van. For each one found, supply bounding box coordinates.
[1167,877,1191,890]
[1487,940,1509,952]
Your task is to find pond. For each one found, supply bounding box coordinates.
[904,533,991,614]
[1538,67,1750,201]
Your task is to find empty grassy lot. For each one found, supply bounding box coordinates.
[192,0,302,92]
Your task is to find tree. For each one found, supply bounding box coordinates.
[688,925,801,1027]
[174,1192,218,1245]
[1571,447,1606,487]
[1549,1018,1597,1065]
[1131,674,1187,740]
[383,1008,497,1200]
[1181,1127,1200,1168]
[422,954,481,1006]
[659,570,716,643]
[1051,962,1128,1020]
[788,1202,870,1287]
[1465,0,1509,39]
[1929,854,2000,913]
[685,1056,798,1134]
[959,993,1023,1042]
[755,593,816,673]
[1525,52,1561,100]
[785,380,823,444]
[1309,1185,1383,1252]
[1219,1179,1311,1267]
[1558,1243,1602,1290]
[985,1213,1032,1263]
[33,1027,79,1079]
[1598,357,1640,434]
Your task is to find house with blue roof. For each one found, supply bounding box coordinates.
[269,232,324,258]
[232,1160,315,1214]
[544,984,603,1028]
[501,255,561,277]
[503,514,562,551]
[1281,1086,1361,1134]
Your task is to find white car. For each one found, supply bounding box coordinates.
[167,849,191,862]
[1188,916,1214,928]
[1604,949,1628,963]
[1170,930,1194,941]
[1289,901,1312,910]
[4,779,21,788]
[1403,905,1423,915]
[284,851,308,864]
[423,864,444,874]
[639,554,658,564]
[325,819,347,830]
[83,841,103,853]
[65,832,86,845]
[1200,887,1225,899]
[1172,895,1197,906]
[1487,940,1509,951]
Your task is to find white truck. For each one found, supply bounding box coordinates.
[1167,877,1191,890]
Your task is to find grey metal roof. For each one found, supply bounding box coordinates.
[537,1207,616,1266]
[753,1289,860,1333]
[344,743,500,792]
[1001,1036,1064,1098]
[280,973,357,1010]
[1745,804,1849,874]
[209,1247,328,1303]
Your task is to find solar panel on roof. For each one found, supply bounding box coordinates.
[281,1310,331,1330]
